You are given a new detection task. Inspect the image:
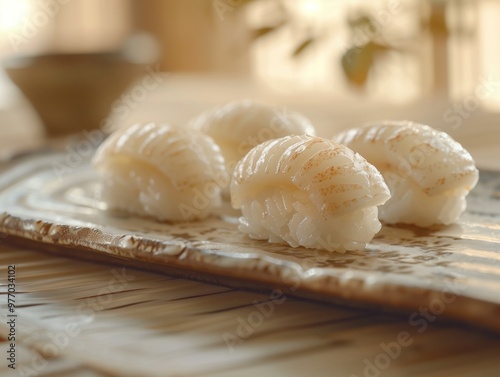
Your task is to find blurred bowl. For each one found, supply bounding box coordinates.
[2,52,146,137]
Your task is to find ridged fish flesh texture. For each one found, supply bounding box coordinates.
[190,100,316,174]
[333,121,479,227]
[93,122,228,222]
[230,135,391,253]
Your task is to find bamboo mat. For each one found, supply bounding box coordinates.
[1,244,500,377]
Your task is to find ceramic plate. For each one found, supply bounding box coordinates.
[1,153,500,332]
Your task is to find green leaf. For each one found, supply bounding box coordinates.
[340,41,390,88]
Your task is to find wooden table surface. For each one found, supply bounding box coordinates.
[1,74,500,377]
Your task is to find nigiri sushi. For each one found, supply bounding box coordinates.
[93,122,228,222]
[230,135,391,253]
[333,121,479,227]
[190,99,315,174]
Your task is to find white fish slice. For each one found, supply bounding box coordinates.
[333,120,479,227]
[190,100,316,174]
[93,123,228,222]
[230,135,390,253]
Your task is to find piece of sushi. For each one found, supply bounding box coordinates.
[190,99,316,174]
[230,135,391,253]
[333,121,479,227]
[93,122,228,222]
